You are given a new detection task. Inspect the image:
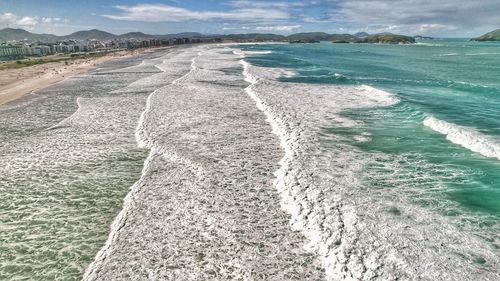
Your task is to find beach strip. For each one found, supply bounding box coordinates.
[0,47,172,105]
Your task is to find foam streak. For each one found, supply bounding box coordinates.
[424,116,500,160]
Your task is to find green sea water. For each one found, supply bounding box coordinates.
[240,39,500,221]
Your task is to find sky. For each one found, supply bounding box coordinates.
[0,0,499,37]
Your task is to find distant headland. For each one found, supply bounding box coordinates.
[0,27,495,61]
[471,29,500,41]
[0,28,424,61]
[0,28,421,46]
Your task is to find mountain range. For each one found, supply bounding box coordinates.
[0,28,207,42]
[0,28,421,44]
[2,28,499,44]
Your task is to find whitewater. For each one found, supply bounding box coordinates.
[424,116,500,160]
[1,43,498,280]
[81,45,498,280]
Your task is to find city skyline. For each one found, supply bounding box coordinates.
[1,0,500,37]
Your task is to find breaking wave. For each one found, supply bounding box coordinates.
[424,116,500,160]
[232,50,273,56]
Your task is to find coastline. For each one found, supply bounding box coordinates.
[0,46,173,105]
[82,44,326,280]
[1,41,498,280]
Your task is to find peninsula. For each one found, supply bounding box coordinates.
[471,29,500,41]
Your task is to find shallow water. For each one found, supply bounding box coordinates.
[1,42,499,280]
[0,52,165,280]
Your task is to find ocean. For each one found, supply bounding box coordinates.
[238,40,500,279]
[0,41,499,280]
[240,40,500,218]
[0,53,162,280]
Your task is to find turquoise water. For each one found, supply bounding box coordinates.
[240,40,500,220]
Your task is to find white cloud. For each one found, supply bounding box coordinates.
[222,26,251,30]
[0,13,69,31]
[330,0,500,35]
[15,16,38,28]
[0,13,18,25]
[41,17,63,23]
[228,1,308,9]
[0,13,38,30]
[0,12,72,35]
[255,25,302,32]
[222,24,301,33]
[103,4,290,23]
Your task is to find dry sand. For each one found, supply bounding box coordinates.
[0,47,172,105]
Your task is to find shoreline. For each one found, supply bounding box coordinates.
[1,41,498,280]
[0,46,174,106]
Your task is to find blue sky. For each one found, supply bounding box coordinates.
[0,0,499,37]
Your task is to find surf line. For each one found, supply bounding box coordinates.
[239,56,361,280]
[239,58,327,273]
[424,116,500,160]
[83,49,203,280]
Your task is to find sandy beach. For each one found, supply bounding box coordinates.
[0,47,172,105]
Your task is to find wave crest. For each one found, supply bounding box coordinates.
[424,116,500,160]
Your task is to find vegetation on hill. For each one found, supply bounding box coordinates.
[223,33,286,41]
[287,32,360,43]
[0,28,59,42]
[0,28,417,45]
[66,29,117,41]
[354,32,370,38]
[286,32,415,44]
[472,29,500,41]
[362,34,416,44]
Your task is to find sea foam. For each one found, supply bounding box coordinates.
[84,45,326,280]
[237,46,499,281]
[81,44,499,281]
[424,116,500,160]
[83,49,200,280]
[233,50,273,56]
[240,54,404,280]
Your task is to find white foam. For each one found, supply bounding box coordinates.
[233,50,273,56]
[240,57,404,280]
[81,45,499,280]
[85,45,329,280]
[424,116,500,160]
[465,52,500,56]
[415,42,443,47]
[354,135,371,142]
[238,50,500,280]
[436,53,459,57]
[333,72,345,79]
[83,48,204,280]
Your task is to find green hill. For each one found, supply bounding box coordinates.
[472,29,500,41]
[287,32,359,43]
[362,34,415,44]
[64,29,117,41]
[118,32,155,40]
[0,28,59,42]
[223,33,285,41]
[0,28,417,45]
